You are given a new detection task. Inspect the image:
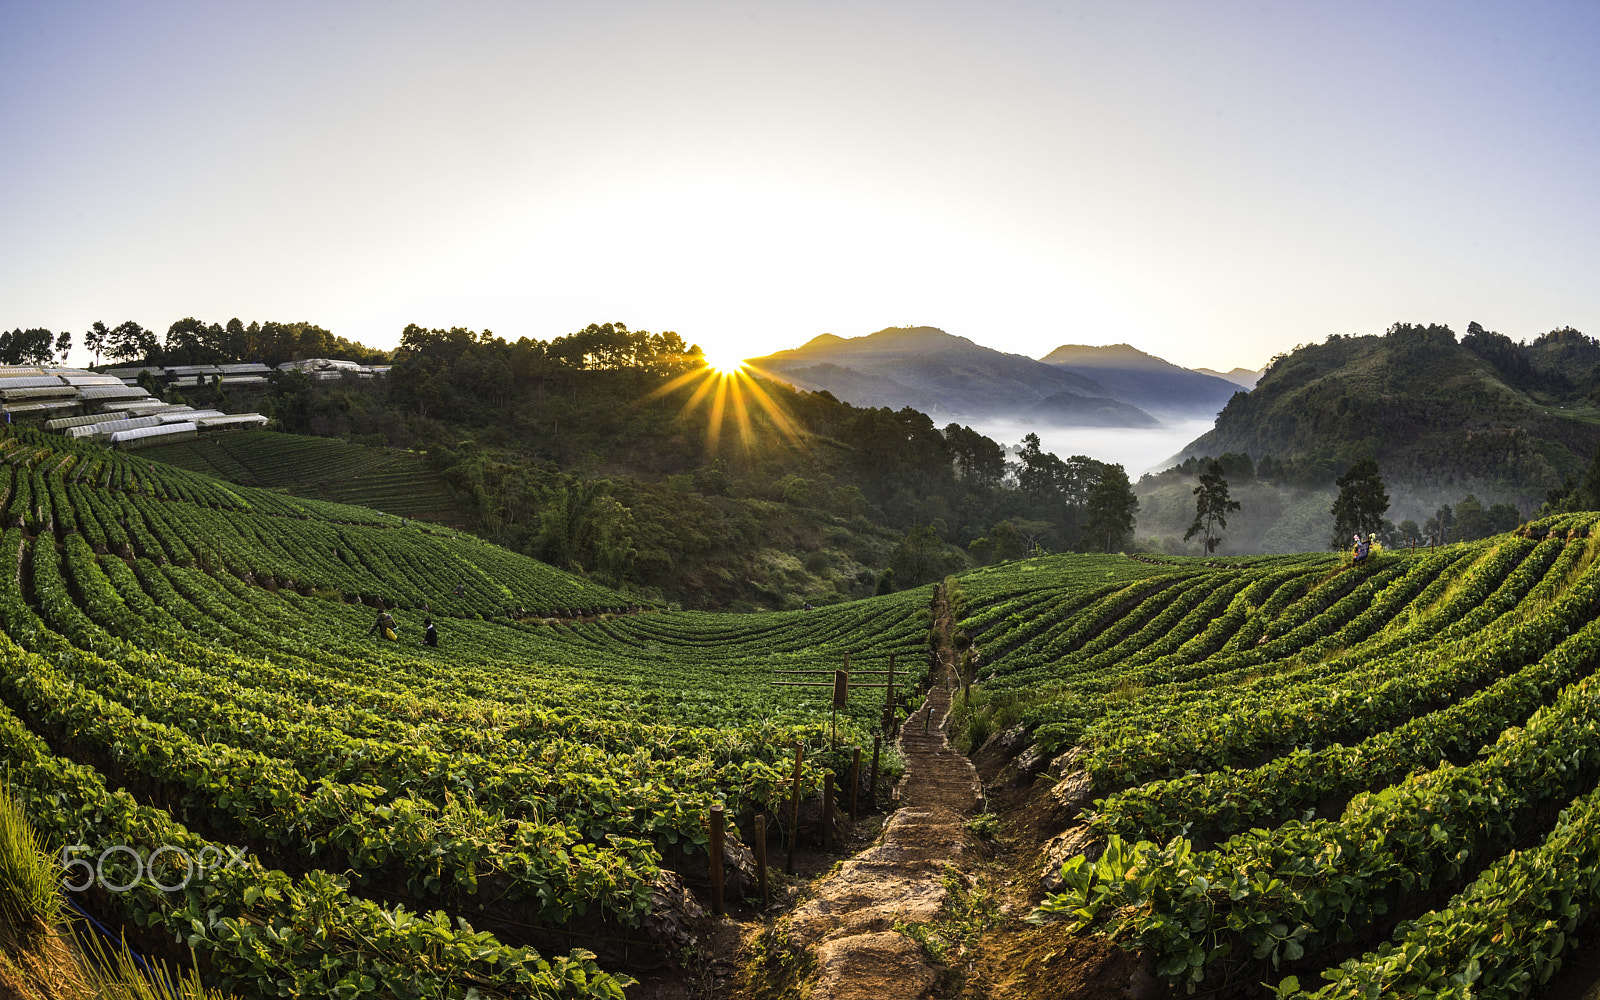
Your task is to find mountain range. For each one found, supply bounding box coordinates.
[748,327,1246,428]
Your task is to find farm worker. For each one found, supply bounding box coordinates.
[1352,534,1369,564]
[368,609,398,640]
[422,618,438,648]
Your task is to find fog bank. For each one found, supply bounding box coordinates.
[960,417,1216,477]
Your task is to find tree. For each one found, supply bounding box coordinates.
[1183,459,1240,554]
[84,321,109,367]
[1424,504,1454,545]
[1083,463,1139,552]
[1563,445,1600,513]
[106,321,158,363]
[1329,457,1390,548]
[1450,494,1489,542]
[0,328,58,365]
[888,523,954,588]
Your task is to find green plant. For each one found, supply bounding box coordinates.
[0,772,59,940]
[894,865,999,971]
[965,812,1001,842]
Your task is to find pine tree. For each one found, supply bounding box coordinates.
[1184,459,1241,554]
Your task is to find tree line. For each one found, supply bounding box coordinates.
[87,318,1145,600]
[2,318,389,369]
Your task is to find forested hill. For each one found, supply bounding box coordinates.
[125,322,1146,610]
[1177,322,1600,508]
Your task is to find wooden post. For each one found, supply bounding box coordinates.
[869,736,881,814]
[831,669,847,749]
[787,745,803,874]
[754,814,769,905]
[823,771,834,852]
[884,655,897,736]
[849,747,861,822]
[709,803,725,916]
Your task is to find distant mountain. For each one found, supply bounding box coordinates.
[1195,366,1263,390]
[1173,322,1600,509]
[1038,343,1244,419]
[750,327,1159,427]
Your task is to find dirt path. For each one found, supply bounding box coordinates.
[776,585,982,1000]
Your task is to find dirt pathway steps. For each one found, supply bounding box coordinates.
[779,586,982,1000]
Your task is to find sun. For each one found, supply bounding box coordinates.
[703,352,747,376]
[638,355,802,461]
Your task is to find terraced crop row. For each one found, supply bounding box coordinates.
[958,513,1600,998]
[0,427,930,998]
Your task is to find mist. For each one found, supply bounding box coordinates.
[959,417,1216,477]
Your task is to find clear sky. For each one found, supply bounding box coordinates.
[4,0,1598,372]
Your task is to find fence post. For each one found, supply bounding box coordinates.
[754,814,769,905]
[823,772,834,852]
[849,747,861,822]
[787,744,804,874]
[709,803,725,916]
[869,736,881,813]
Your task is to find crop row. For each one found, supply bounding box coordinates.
[1034,611,1600,992]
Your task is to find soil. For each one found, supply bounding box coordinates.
[969,922,1138,1000]
[632,582,1146,1000]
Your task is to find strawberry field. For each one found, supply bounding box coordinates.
[0,428,928,998]
[956,519,1600,999]
[8,418,1600,999]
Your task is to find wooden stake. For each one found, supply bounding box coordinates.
[754,814,769,905]
[709,803,725,916]
[849,747,861,822]
[787,744,803,874]
[884,655,897,735]
[869,736,881,814]
[823,771,834,852]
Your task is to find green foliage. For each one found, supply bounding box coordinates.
[1180,322,1600,509]
[1183,459,1241,553]
[0,426,941,996]
[0,774,60,940]
[1329,456,1390,547]
[1083,463,1139,552]
[895,866,1000,970]
[961,511,1600,997]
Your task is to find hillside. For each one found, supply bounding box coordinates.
[750,326,1159,427]
[1176,322,1600,510]
[139,428,904,611]
[144,430,465,524]
[949,517,1600,999]
[7,420,1600,998]
[0,425,931,997]
[1037,342,1242,419]
[130,324,1160,609]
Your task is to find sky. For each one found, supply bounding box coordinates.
[4,0,1599,373]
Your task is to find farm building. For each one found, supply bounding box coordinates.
[0,367,267,444]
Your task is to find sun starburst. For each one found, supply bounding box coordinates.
[639,358,802,461]
[702,352,747,376]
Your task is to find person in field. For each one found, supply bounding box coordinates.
[1352,533,1370,564]
[368,608,399,640]
[422,618,438,648]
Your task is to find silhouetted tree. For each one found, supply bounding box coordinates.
[1184,459,1240,554]
[1330,456,1390,547]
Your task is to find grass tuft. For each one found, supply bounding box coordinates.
[0,773,60,941]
